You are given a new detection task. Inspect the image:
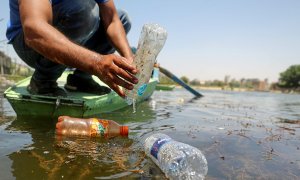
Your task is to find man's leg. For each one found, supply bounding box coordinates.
[52,0,100,45]
[65,9,132,94]
[73,10,132,78]
[84,10,132,56]
[12,31,67,82]
[13,0,100,82]
[52,0,111,95]
[11,0,100,96]
[12,29,67,96]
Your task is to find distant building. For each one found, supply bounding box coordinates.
[224,75,230,85]
[0,51,12,75]
[246,78,269,91]
[257,78,270,91]
[13,63,33,76]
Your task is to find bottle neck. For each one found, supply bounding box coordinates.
[120,126,129,137]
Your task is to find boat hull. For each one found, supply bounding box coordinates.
[155,84,175,91]
[4,69,159,118]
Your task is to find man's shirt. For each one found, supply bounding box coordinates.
[6,0,108,43]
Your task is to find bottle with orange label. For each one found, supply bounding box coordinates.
[56,116,128,138]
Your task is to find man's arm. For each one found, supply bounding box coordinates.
[98,0,133,63]
[19,0,138,97]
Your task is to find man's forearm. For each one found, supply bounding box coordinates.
[99,1,133,62]
[23,20,100,74]
[105,18,133,60]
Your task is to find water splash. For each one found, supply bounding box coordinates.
[132,99,136,113]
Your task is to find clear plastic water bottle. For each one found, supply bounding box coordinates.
[56,116,128,138]
[124,23,168,105]
[144,133,208,180]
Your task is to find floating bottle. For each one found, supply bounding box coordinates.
[56,116,128,138]
[124,23,168,105]
[144,133,208,180]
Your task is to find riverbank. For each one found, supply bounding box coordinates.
[0,75,30,93]
[0,76,15,90]
[170,85,300,94]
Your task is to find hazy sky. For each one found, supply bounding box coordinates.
[1,0,300,82]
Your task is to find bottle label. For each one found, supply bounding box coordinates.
[137,84,148,96]
[150,138,171,159]
[90,119,109,137]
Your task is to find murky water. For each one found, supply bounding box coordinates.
[1,89,300,179]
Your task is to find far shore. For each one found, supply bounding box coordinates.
[169,85,300,94]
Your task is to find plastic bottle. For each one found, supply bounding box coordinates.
[124,23,168,105]
[56,116,128,138]
[144,133,208,180]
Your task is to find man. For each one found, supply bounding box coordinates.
[7,0,138,97]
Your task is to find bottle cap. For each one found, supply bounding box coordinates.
[120,126,129,137]
[58,116,65,122]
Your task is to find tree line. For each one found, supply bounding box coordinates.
[159,64,300,90]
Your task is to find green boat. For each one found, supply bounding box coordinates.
[155,84,176,91]
[4,68,159,118]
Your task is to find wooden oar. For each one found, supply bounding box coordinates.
[156,64,203,97]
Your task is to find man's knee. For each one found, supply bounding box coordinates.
[54,0,99,43]
[118,10,131,34]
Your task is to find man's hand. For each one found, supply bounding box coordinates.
[94,54,138,97]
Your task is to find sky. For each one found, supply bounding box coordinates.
[1,0,300,82]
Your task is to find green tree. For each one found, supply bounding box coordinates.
[180,76,189,84]
[159,73,175,85]
[210,80,224,87]
[190,79,201,86]
[229,79,240,88]
[279,65,300,88]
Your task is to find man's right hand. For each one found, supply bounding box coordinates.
[93,54,138,98]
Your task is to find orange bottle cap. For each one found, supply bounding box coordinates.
[120,126,129,137]
[58,116,64,122]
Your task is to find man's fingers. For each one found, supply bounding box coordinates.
[106,81,125,98]
[95,54,138,98]
[111,74,134,90]
[104,73,131,98]
[113,56,137,74]
[113,67,138,84]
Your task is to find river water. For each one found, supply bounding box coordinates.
[0,89,300,179]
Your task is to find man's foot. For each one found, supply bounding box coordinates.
[64,74,111,95]
[27,78,67,97]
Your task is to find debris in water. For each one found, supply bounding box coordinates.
[279,119,300,124]
[43,151,49,154]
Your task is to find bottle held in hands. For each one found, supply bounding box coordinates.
[124,23,168,104]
